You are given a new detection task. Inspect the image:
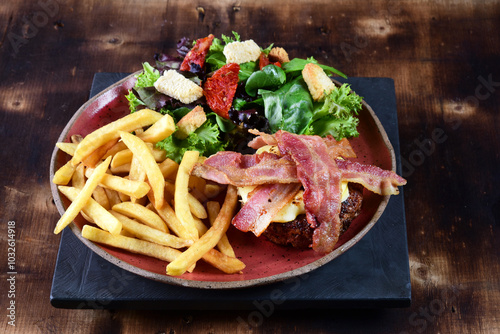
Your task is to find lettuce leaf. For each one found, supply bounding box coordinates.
[305,83,363,139]
[261,77,313,134]
[125,90,145,113]
[135,62,161,88]
[155,114,226,163]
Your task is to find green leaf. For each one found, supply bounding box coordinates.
[282,57,347,79]
[305,83,363,139]
[281,79,313,134]
[135,62,161,88]
[245,65,286,97]
[260,77,313,134]
[125,90,145,113]
[238,61,258,82]
[156,116,226,163]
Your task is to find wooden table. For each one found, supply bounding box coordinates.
[1,0,498,332]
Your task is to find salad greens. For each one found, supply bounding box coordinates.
[125,32,364,162]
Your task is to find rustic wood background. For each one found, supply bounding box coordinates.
[1,0,499,333]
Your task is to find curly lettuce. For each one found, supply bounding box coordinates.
[305,83,363,139]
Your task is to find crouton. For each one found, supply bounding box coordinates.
[175,106,207,139]
[269,47,290,63]
[223,40,261,64]
[154,70,204,104]
[302,63,336,101]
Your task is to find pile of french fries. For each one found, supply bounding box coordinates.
[52,108,245,276]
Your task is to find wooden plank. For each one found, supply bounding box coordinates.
[0,0,499,333]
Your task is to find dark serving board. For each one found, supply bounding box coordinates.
[50,73,410,310]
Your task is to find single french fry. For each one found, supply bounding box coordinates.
[119,228,136,238]
[82,138,119,168]
[103,140,128,159]
[164,181,175,205]
[159,158,179,180]
[56,142,78,156]
[202,248,245,274]
[207,201,236,258]
[188,193,208,219]
[110,146,166,168]
[71,163,86,189]
[138,113,175,143]
[111,211,192,249]
[204,183,224,199]
[71,109,163,166]
[205,183,224,198]
[98,173,150,199]
[190,187,208,205]
[119,131,164,209]
[112,201,168,233]
[110,162,131,174]
[118,191,130,203]
[167,185,239,276]
[104,187,121,207]
[52,160,76,185]
[54,156,112,234]
[174,150,200,240]
[152,195,196,241]
[152,147,167,162]
[189,175,206,195]
[58,185,122,235]
[92,185,110,210]
[111,149,133,168]
[82,225,191,269]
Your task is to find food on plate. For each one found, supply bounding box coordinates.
[52,32,406,277]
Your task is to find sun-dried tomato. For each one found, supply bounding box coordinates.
[259,53,281,70]
[180,34,214,73]
[203,63,240,119]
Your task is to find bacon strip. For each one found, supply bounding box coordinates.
[248,129,356,159]
[191,151,298,187]
[275,131,343,253]
[232,183,302,236]
[248,129,278,149]
[336,159,407,195]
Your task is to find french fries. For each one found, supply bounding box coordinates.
[112,201,169,233]
[54,156,112,234]
[53,105,245,277]
[167,186,240,276]
[174,150,201,241]
[119,130,165,209]
[71,109,162,166]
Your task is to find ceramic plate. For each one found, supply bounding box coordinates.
[50,72,396,289]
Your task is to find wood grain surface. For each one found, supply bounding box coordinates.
[1,0,499,333]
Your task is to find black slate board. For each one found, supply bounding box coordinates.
[50,73,410,310]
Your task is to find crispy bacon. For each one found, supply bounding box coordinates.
[232,183,302,236]
[323,136,357,159]
[248,129,278,149]
[275,131,343,253]
[336,159,406,195]
[248,129,356,159]
[193,130,406,253]
[191,151,298,187]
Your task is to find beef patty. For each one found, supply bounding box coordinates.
[262,183,364,249]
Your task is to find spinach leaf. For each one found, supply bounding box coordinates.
[245,65,286,97]
[238,61,259,82]
[282,57,347,79]
[260,77,313,134]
